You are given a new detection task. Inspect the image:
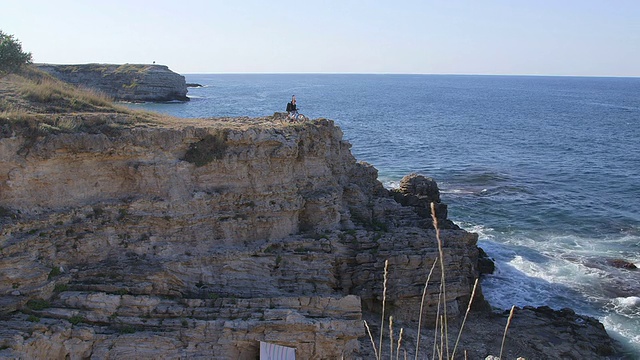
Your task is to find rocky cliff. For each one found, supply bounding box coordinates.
[0,72,622,359]
[35,64,189,102]
[0,115,486,359]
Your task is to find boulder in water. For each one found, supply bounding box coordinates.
[607,258,637,270]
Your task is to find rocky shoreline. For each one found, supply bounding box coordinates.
[35,63,189,102]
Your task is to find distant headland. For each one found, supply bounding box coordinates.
[35,63,189,102]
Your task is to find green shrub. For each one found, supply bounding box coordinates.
[69,315,85,325]
[115,289,128,296]
[0,30,32,75]
[48,267,61,279]
[26,298,50,311]
[27,315,40,323]
[118,325,136,334]
[183,131,228,167]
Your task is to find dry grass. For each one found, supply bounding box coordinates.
[451,278,480,359]
[113,64,152,74]
[0,108,32,122]
[9,68,317,131]
[0,65,186,139]
[1,66,125,115]
[365,202,517,359]
[415,257,438,358]
[499,306,516,360]
[379,260,389,359]
[19,75,114,110]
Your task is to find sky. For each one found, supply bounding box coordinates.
[2,0,639,76]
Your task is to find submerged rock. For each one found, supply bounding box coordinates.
[607,258,638,270]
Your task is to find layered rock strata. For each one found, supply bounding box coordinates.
[0,116,620,359]
[0,118,479,359]
[35,64,189,102]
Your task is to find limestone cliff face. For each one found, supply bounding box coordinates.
[35,64,189,102]
[0,118,480,359]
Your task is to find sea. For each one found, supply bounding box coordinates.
[128,74,640,357]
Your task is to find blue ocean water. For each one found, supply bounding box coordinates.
[128,74,640,356]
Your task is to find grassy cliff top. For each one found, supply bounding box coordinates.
[36,63,158,75]
[0,66,298,139]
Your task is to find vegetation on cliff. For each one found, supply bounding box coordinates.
[0,30,32,75]
[0,66,176,142]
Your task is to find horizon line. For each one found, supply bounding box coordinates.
[180,71,640,78]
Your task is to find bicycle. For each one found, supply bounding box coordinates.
[287,111,308,122]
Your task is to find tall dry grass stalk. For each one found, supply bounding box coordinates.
[439,314,445,359]
[499,305,516,360]
[364,320,379,360]
[431,202,450,358]
[389,316,394,359]
[451,277,480,359]
[415,257,438,359]
[431,281,444,360]
[364,201,516,359]
[396,328,404,360]
[378,259,389,360]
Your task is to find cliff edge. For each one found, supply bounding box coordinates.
[35,63,189,102]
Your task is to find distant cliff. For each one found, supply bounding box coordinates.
[35,63,189,102]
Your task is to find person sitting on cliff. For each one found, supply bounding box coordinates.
[286,95,300,121]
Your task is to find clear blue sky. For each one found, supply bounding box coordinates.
[2,0,639,76]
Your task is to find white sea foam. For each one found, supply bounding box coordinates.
[381,180,400,189]
[478,231,640,354]
[440,189,476,194]
[602,314,640,355]
[608,297,640,318]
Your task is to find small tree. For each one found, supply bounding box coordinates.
[0,30,33,75]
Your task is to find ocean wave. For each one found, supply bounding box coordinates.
[440,188,477,195]
[602,314,640,355]
[382,180,400,189]
[606,297,640,318]
[582,101,640,111]
[463,224,495,240]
